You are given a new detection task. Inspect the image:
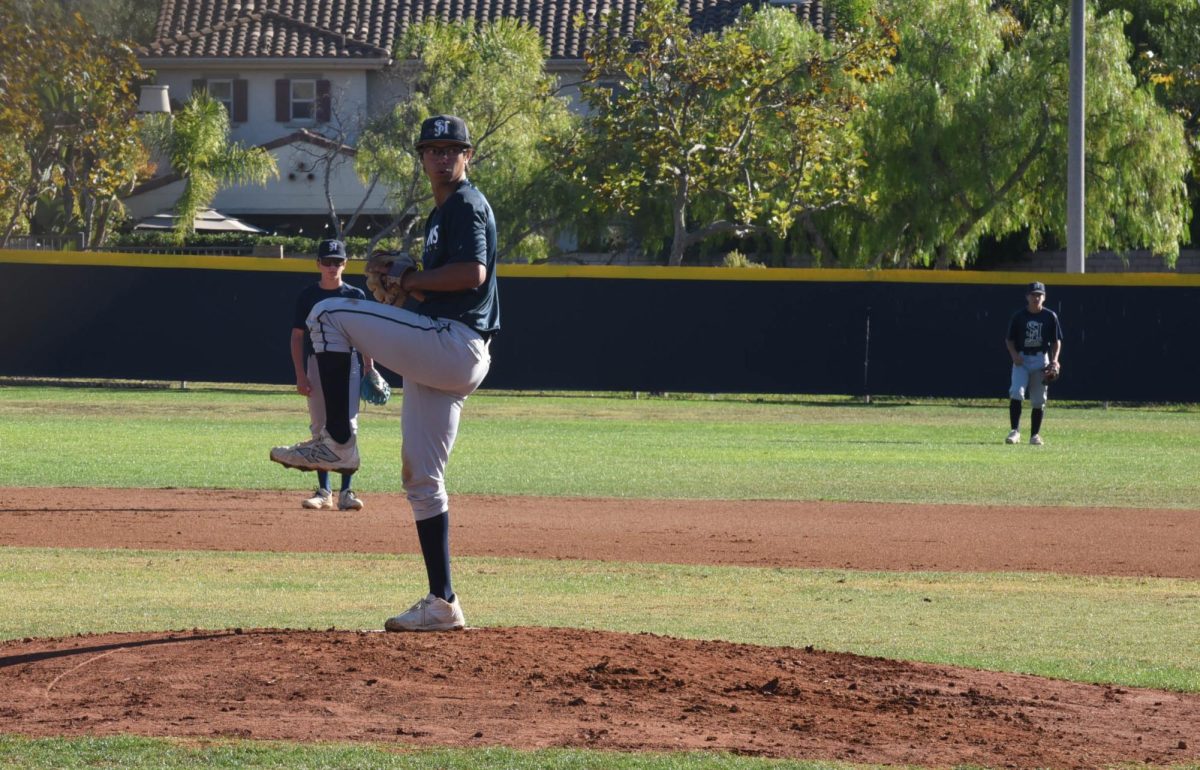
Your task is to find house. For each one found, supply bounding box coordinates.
[130,0,834,237]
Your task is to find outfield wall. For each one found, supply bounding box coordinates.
[2,251,1197,401]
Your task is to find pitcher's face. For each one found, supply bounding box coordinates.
[420,143,472,185]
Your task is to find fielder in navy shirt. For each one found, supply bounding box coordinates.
[1004,281,1063,446]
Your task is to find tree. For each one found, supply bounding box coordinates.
[140,92,278,239]
[286,95,377,241]
[821,0,1191,268]
[1116,0,1200,243]
[0,4,150,247]
[572,0,895,265]
[4,0,159,43]
[354,19,577,261]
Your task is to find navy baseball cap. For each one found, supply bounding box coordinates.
[1027,281,1046,295]
[317,239,346,260]
[416,115,472,149]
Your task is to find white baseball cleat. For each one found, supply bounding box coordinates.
[338,489,364,511]
[385,594,465,632]
[270,429,360,473]
[302,488,334,510]
[1005,429,1021,444]
[1029,434,1044,446]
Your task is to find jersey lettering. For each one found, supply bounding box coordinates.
[425,224,440,253]
[1024,320,1043,349]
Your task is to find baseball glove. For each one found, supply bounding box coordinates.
[1043,361,1061,383]
[365,249,417,307]
[360,368,391,406]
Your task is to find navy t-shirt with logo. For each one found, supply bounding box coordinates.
[406,179,500,336]
[294,282,365,357]
[1007,307,1062,354]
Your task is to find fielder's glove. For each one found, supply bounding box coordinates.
[360,368,391,406]
[1043,361,1061,383]
[365,249,417,307]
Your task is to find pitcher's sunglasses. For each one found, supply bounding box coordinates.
[318,257,347,267]
[421,146,468,159]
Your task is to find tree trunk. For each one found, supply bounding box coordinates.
[81,195,95,249]
[934,244,951,270]
[0,208,22,248]
[801,211,837,266]
[668,175,689,266]
[342,172,381,239]
[92,198,116,249]
[321,156,342,239]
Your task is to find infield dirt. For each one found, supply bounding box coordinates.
[1,487,1197,768]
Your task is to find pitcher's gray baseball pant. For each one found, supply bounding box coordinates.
[308,297,491,521]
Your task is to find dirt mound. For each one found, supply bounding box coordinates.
[1,627,1197,768]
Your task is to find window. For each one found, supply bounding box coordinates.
[291,79,316,121]
[194,78,246,122]
[275,79,330,123]
[207,79,234,115]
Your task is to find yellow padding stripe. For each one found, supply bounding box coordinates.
[2,249,1198,287]
[0,249,317,273]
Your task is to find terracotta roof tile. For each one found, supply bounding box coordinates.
[143,0,826,62]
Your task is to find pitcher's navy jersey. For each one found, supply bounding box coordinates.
[407,179,500,336]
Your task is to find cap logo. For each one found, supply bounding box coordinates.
[433,119,449,138]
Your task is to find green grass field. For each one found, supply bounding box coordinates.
[0,736,915,770]
[1,384,1198,770]
[1,385,1198,507]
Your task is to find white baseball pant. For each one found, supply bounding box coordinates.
[308,297,491,521]
[1010,351,1050,408]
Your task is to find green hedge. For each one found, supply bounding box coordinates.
[105,232,401,257]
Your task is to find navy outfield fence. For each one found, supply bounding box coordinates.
[1,252,1197,403]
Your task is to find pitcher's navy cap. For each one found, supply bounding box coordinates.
[416,115,471,148]
[1027,281,1046,295]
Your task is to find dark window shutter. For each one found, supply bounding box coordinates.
[316,79,331,123]
[192,78,206,95]
[232,79,248,122]
[275,79,290,122]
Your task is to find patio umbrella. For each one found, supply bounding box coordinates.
[134,208,266,234]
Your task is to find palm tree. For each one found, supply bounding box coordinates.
[142,92,277,239]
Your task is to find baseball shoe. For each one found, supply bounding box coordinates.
[1005,429,1021,444]
[270,429,359,473]
[385,594,465,632]
[338,489,364,511]
[1030,434,1044,446]
[302,488,334,510]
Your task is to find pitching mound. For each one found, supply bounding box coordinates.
[2,627,1197,768]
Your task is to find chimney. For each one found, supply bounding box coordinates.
[138,84,171,114]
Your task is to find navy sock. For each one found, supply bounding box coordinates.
[1009,399,1022,431]
[340,473,353,492]
[415,513,453,602]
[315,352,352,443]
[1031,408,1044,436]
[317,471,330,491]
